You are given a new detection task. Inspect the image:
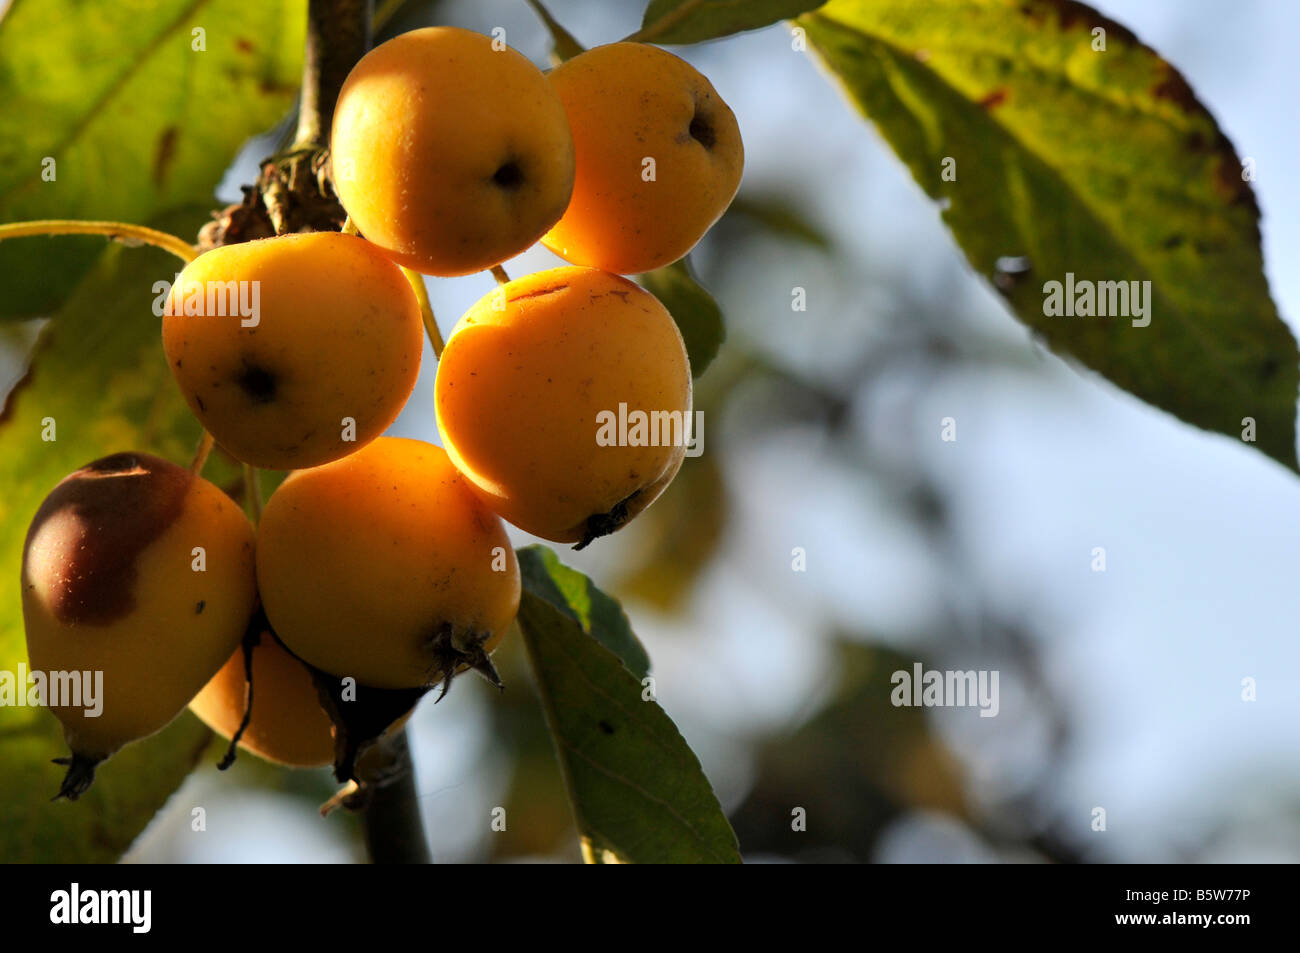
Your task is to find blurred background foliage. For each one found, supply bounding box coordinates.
[2,0,1299,863]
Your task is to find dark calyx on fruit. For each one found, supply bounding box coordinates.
[574,488,643,551]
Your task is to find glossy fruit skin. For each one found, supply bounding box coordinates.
[189,632,335,768]
[256,438,521,690]
[435,266,692,544]
[162,232,422,470]
[22,452,256,761]
[330,27,575,276]
[541,42,743,275]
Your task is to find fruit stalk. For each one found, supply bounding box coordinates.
[190,431,215,474]
[242,463,263,523]
[401,266,444,357]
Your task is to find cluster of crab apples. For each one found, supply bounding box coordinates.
[20,26,742,795]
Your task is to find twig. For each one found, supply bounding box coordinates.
[357,728,432,863]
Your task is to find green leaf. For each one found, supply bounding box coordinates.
[518,545,649,680]
[617,454,727,612]
[523,0,585,63]
[728,193,832,249]
[800,0,1299,471]
[729,641,969,859]
[633,0,827,44]
[0,0,305,320]
[639,257,725,377]
[516,546,741,864]
[0,209,234,862]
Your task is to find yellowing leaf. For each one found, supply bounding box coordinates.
[802,0,1298,470]
[0,0,305,319]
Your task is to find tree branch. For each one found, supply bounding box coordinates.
[294,0,372,150]
[357,728,432,864]
[287,0,430,865]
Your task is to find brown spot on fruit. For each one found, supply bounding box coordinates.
[22,453,192,626]
[508,284,569,303]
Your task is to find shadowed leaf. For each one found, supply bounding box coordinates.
[640,257,725,377]
[524,0,585,62]
[728,192,833,249]
[633,0,827,44]
[518,545,650,679]
[516,546,740,863]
